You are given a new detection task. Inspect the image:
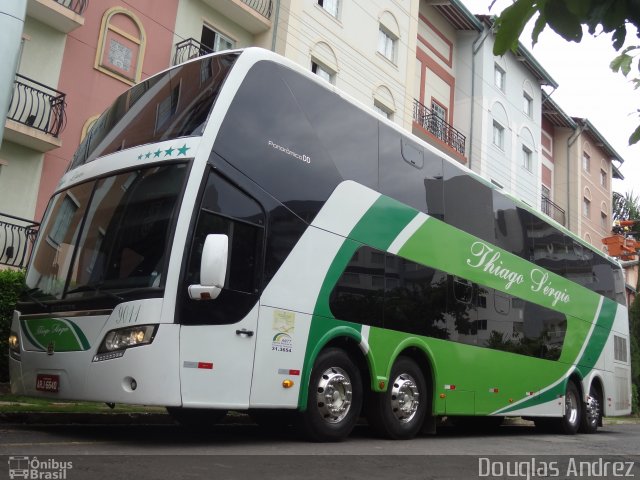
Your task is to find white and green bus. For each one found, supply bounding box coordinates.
[9,48,632,441]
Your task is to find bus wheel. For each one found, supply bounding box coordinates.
[166,407,227,428]
[579,384,602,434]
[367,356,427,439]
[559,381,582,435]
[299,348,362,442]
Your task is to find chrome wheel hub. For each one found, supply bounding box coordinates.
[316,367,352,423]
[566,390,579,426]
[585,394,600,425]
[390,373,420,423]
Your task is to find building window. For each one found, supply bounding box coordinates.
[494,64,505,91]
[582,152,591,173]
[600,168,608,188]
[583,197,591,218]
[541,185,551,199]
[311,60,334,84]
[95,8,145,85]
[373,101,393,120]
[317,0,339,18]
[523,92,533,116]
[378,26,397,63]
[201,25,234,53]
[522,145,532,172]
[493,121,504,149]
[601,211,608,230]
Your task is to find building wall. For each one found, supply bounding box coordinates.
[0,142,43,218]
[577,138,613,249]
[0,16,67,219]
[281,0,415,128]
[472,35,542,208]
[173,0,257,55]
[34,0,180,220]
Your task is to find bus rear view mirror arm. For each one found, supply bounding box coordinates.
[188,234,229,300]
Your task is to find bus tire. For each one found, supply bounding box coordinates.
[166,407,227,427]
[299,348,362,442]
[579,383,602,434]
[559,381,582,435]
[367,356,427,440]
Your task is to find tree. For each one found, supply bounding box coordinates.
[613,191,640,235]
[492,0,640,144]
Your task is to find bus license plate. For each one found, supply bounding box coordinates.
[36,374,59,392]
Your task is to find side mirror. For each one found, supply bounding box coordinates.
[188,234,228,300]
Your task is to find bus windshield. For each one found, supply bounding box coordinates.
[69,52,238,170]
[25,163,189,304]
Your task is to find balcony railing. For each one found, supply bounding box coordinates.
[54,0,88,15]
[541,195,566,226]
[173,38,214,65]
[0,213,40,269]
[242,0,273,19]
[413,99,466,156]
[7,74,67,138]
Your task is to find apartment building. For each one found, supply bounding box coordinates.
[0,0,626,269]
[542,98,624,249]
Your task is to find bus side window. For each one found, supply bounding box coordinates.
[180,170,265,325]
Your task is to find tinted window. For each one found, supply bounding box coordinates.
[492,191,531,260]
[329,246,384,327]
[329,247,566,360]
[214,61,353,224]
[181,171,264,325]
[530,213,566,276]
[71,54,238,169]
[444,163,494,243]
[379,124,444,218]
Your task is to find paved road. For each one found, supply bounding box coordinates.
[1,421,639,479]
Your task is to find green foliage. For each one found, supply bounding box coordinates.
[492,0,640,145]
[633,383,639,414]
[0,269,25,383]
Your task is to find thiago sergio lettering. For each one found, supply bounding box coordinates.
[466,241,570,306]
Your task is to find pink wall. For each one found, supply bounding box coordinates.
[36,0,179,220]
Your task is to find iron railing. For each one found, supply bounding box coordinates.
[54,0,88,15]
[413,99,466,156]
[7,74,67,137]
[541,195,566,226]
[173,38,214,65]
[0,213,39,269]
[242,0,273,19]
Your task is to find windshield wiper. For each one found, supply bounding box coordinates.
[21,288,52,313]
[65,284,124,302]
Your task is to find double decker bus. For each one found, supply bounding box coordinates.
[8,48,632,441]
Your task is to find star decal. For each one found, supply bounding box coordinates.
[164,146,175,156]
[137,154,143,160]
[177,144,190,156]
[145,152,151,159]
[153,149,162,158]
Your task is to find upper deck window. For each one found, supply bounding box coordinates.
[70,53,238,171]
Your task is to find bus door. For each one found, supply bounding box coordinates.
[178,169,265,408]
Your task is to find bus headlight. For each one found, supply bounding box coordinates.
[94,325,158,361]
[8,331,20,360]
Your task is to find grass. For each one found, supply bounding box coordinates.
[0,393,166,414]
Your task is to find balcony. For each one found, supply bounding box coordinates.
[173,38,214,65]
[27,0,87,33]
[3,74,66,152]
[0,213,40,269]
[541,195,566,226]
[412,99,466,158]
[201,0,272,33]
